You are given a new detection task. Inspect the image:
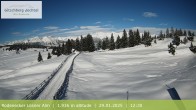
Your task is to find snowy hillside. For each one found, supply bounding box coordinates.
[0,38,196,100]
[0,49,67,99]
[67,38,196,100]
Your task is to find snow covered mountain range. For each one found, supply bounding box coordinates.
[6,32,123,46]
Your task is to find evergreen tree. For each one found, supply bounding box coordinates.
[154,36,157,44]
[170,27,174,37]
[182,37,188,44]
[183,30,187,36]
[115,35,121,49]
[188,30,192,36]
[105,37,110,49]
[38,52,43,62]
[172,35,180,46]
[143,31,152,46]
[71,39,76,50]
[121,29,128,48]
[189,42,196,54]
[159,30,164,40]
[168,43,175,55]
[56,48,61,57]
[166,28,170,38]
[102,40,107,50]
[80,35,84,51]
[97,40,102,50]
[75,38,81,51]
[66,39,72,54]
[87,34,95,52]
[109,33,115,50]
[47,52,52,59]
[52,47,57,55]
[135,29,141,45]
[128,29,135,47]
[190,42,193,48]
[61,43,65,54]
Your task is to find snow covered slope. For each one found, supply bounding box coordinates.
[37,52,80,100]
[67,39,196,99]
[0,49,67,99]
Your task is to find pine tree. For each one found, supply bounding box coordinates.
[182,37,188,44]
[102,40,107,50]
[75,38,81,51]
[170,27,174,38]
[71,39,76,49]
[80,35,84,51]
[105,37,110,49]
[52,47,57,55]
[97,40,102,50]
[61,43,65,54]
[121,29,128,48]
[38,52,43,62]
[128,29,134,47]
[47,52,52,59]
[66,39,72,54]
[166,28,170,38]
[143,31,152,46]
[87,34,95,52]
[135,29,141,45]
[183,30,187,36]
[115,35,121,49]
[154,36,157,44]
[189,42,196,54]
[168,43,175,55]
[190,42,193,48]
[109,33,115,50]
[172,35,180,46]
[159,30,164,40]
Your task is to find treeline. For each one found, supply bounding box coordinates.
[51,27,196,57]
[7,43,47,51]
[164,27,195,55]
[51,28,154,58]
[51,34,95,56]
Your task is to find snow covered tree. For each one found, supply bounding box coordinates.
[128,29,135,47]
[47,52,52,59]
[38,52,43,62]
[182,37,188,44]
[109,33,115,50]
[168,43,175,55]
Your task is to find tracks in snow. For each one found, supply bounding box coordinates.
[22,52,80,100]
